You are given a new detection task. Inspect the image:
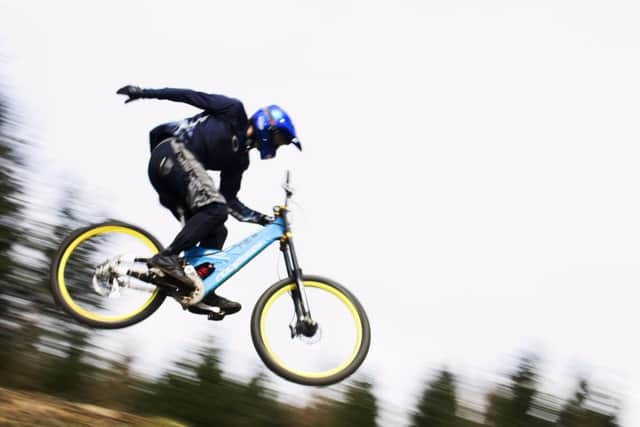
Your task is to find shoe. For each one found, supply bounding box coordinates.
[189,292,241,315]
[147,253,195,291]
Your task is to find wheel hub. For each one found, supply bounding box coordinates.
[290,318,322,344]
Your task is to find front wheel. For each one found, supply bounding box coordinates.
[251,275,371,386]
[50,221,167,329]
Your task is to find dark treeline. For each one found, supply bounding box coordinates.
[0,90,623,427]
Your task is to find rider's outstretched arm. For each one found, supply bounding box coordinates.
[142,88,242,115]
[117,85,242,115]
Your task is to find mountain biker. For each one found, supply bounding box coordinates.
[116,85,301,316]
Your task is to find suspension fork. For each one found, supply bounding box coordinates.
[278,209,313,324]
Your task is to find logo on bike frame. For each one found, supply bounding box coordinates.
[213,240,267,282]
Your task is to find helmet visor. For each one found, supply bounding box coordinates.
[271,129,301,150]
[271,129,292,149]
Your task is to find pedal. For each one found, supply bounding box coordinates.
[207,311,225,321]
[187,305,211,315]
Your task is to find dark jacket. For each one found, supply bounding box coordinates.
[145,88,250,204]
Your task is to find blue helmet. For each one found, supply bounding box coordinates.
[251,105,301,159]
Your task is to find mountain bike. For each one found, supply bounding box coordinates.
[49,172,371,386]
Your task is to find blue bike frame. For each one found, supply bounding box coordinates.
[183,217,286,296]
[177,172,314,328]
[180,202,313,329]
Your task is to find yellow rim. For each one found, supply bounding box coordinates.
[57,225,160,323]
[260,281,363,379]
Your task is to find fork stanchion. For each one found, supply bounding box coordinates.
[280,207,313,323]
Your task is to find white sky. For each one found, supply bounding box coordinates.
[2,0,640,425]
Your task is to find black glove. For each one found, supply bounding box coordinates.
[255,213,274,226]
[227,198,273,225]
[116,85,145,103]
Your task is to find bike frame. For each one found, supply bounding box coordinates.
[184,218,284,294]
[182,205,313,322]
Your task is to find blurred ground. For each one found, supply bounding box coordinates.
[0,386,184,427]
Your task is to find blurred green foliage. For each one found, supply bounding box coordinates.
[411,370,457,427]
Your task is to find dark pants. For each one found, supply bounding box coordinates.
[148,139,228,254]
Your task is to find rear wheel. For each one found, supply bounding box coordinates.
[50,221,166,329]
[251,275,371,386]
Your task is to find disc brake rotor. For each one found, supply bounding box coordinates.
[91,255,134,298]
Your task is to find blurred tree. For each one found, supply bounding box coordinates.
[0,83,28,369]
[41,327,92,399]
[88,352,137,410]
[485,355,540,427]
[9,190,113,402]
[239,373,288,427]
[195,344,223,385]
[327,379,378,427]
[16,192,97,317]
[411,369,458,427]
[0,95,22,294]
[139,359,199,424]
[0,316,44,389]
[134,340,294,427]
[556,380,589,427]
[556,379,620,427]
[135,342,232,426]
